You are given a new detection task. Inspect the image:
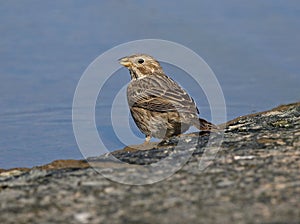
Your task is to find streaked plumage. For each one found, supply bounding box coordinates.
[119,54,217,142]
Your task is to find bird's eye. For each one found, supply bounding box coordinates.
[138,58,144,64]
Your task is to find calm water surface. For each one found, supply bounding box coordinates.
[0,1,299,168]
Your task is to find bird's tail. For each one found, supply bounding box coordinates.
[193,118,219,131]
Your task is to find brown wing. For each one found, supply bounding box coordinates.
[127,73,199,115]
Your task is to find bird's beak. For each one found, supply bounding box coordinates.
[119,57,131,67]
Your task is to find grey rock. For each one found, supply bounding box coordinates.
[0,102,299,224]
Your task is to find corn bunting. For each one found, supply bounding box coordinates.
[119,54,217,143]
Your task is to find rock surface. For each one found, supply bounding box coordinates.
[0,102,299,224]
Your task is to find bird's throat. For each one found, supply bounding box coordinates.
[130,70,138,80]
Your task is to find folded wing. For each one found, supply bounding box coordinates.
[127,73,199,115]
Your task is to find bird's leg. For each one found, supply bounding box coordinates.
[144,135,151,144]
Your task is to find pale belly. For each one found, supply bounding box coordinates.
[130,107,192,139]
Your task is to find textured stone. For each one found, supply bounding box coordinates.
[0,102,299,224]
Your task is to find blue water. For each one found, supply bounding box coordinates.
[0,1,299,169]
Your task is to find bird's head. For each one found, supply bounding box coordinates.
[119,54,164,80]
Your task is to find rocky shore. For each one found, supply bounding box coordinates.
[0,102,299,223]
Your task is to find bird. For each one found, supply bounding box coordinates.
[119,53,218,143]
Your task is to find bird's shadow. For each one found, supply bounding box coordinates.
[119,130,213,152]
